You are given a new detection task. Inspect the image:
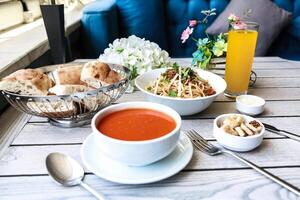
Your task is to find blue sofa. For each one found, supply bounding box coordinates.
[81,0,300,60]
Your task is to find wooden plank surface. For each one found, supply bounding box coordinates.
[174,57,300,69]
[0,168,299,200]
[187,101,300,119]
[26,58,300,123]
[0,107,31,157]
[69,57,299,70]
[1,139,300,176]
[117,88,300,103]
[14,116,300,145]
[1,57,300,200]
[253,77,300,88]
[28,98,300,123]
[213,69,300,78]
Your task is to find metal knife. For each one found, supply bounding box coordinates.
[263,123,300,142]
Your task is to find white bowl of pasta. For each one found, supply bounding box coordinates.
[135,65,227,116]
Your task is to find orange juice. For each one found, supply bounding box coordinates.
[224,29,258,97]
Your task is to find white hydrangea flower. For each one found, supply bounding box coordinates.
[99,35,171,79]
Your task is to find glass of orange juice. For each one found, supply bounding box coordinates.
[224,21,259,98]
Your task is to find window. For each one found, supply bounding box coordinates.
[0,0,80,33]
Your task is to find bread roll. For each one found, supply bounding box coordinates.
[0,69,53,95]
[49,84,91,95]
[105,70,121,84]
[52,64,85,85]
[81,61,120,88]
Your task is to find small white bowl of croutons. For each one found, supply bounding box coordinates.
[213,114,265,152]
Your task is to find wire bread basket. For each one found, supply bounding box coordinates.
[1,62,130,127]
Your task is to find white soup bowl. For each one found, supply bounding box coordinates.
[91,101,181,166]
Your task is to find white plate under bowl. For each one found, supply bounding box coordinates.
[81,133,193,184]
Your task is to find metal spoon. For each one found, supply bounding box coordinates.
[45,152,106,200]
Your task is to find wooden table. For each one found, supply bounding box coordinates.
[0,57,300,200]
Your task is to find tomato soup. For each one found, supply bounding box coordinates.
[97,109,176,141]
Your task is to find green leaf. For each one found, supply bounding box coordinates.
[182,68,190,78]
[172,62,179,72]
[130,66,138,80]
[168,90,177,97]
[116,48,124,53]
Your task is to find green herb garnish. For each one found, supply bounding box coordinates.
[168,90,177,97]
[172,62,179,71]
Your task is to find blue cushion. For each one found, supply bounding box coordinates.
[294,0,300,16]
[268,0,300,60]
[115,0,167,50]
[274,0,293,12]
[81,0,300,60]
[268,31,300,60]
[288,16,300,39]
[83,0,116,13]
[81,0,119,57]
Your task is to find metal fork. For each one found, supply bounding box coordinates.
[186,129,300,196]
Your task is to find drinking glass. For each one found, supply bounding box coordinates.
[224,21,259,98]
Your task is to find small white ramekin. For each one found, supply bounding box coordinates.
[236,95,265,116]
[213,113,265,152]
